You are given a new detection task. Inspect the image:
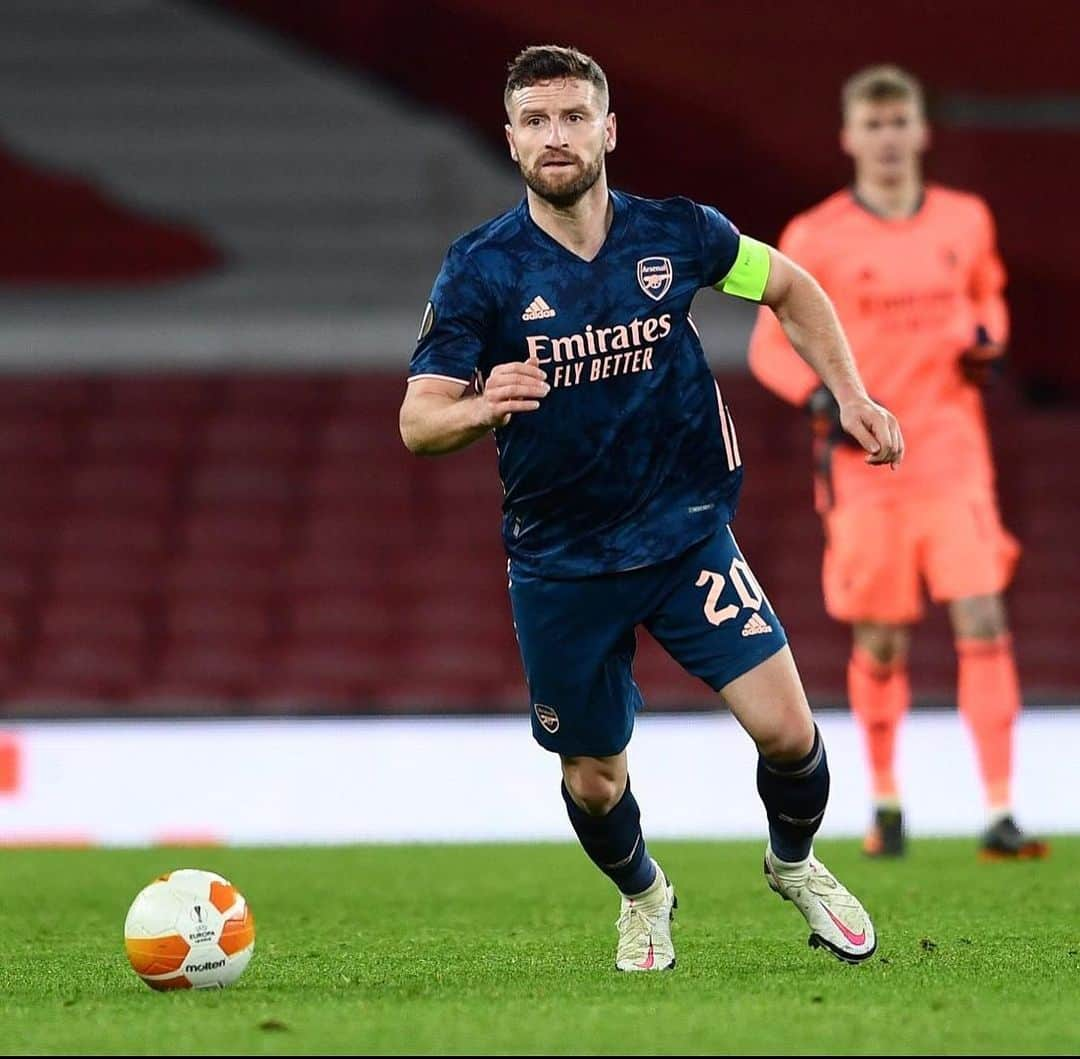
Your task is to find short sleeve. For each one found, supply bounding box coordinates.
[408,246,492,383]
[693,203,741,288]
[775,216,818,274]
[746,215,822,406]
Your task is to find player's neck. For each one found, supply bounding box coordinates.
[853,174,924,220]
[526,177,613,262]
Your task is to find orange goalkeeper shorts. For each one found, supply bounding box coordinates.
[822,491,1020,624]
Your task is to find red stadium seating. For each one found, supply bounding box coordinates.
[56,514,169,560]
[164,599,275,647]
[0,371,1074,716]
[85,416,193,460]
[165,556,277,602]
[37,599,146,646]
[147,642,268,705]
[0,417,71,464]
[19,642,144,705]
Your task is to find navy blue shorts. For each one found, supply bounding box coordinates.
[509,525,788,757]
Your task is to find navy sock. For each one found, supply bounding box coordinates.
[756,725,830,863]
[561,777,657,896]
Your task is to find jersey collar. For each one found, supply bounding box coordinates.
[519,189,630,264]
[850,184,927,222]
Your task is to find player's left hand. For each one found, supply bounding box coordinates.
[806,386,861,448]
[959,326,1006,388]
[838,394,904,468]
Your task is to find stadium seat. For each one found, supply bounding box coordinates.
[0,470,71,515]
[164,598,274,647]
[69,465,178,514]
[0,515,58,559]
[283,554,385,595]
[103,375,218,414]
[47,556,161,599]
[0,604,24,660]
[85,417,193,461]
[297,512,398,558]
[18,641,144,703]
[148,643,268,704]
[0,377,92,416]
[55,514,169,560]
[270,643,386,706]
[187,464,300,510]
[0,416,70,464]
[165,556,278,601]
[288,595,390,645]
[0,563,38,607]
[201,416,309,462]
[224,373,337,414]
[37,599,147,647]
[181,510,292,559]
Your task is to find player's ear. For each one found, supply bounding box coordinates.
[605,112,617,153]
[839,123,855,160]
[915,116,931,154]
[505,123,518,162]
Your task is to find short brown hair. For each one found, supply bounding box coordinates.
[842,64,924,117]
[504,45,609,114]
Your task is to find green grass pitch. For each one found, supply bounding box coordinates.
[2,838,1078,1055]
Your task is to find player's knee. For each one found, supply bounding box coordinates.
[562,765,624,816]
[853,624,909,667]
[963,615,1008,641]
[755,715,815,763]
[952,595,1008,641]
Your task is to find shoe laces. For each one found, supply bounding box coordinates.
[616,894,664,945]
[802,862,863,913]
[805,861,838,893]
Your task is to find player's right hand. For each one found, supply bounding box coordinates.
[478,356,550,428]
[837,393,904,468]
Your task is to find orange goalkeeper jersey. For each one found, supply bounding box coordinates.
[748,184,1008,510]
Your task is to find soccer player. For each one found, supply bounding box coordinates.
[400,46,903,971]
[748,65,1047,861]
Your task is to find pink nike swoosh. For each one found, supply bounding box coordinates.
[820,902,866,946]
[634,940,655,969]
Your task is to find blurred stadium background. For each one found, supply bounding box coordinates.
[0,0,1076,845]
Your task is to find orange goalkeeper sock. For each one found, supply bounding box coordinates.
[848,646,910,803]
[956,634,1020,811]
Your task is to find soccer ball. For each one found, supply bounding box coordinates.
[123,868,255,990]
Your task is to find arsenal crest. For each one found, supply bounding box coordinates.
[534,703,560,734]
[637,257,673,301]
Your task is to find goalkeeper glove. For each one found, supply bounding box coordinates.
[959,325,1006,388]
[806,385,861,447]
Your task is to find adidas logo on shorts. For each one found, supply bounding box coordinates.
[742,613,773,637]
[522,295,556,321]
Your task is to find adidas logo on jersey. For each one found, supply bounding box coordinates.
[741,613,773,637]
[522,295,556,321]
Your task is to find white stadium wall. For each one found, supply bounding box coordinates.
[0,711,1076,846]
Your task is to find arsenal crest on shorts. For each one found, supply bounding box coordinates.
[534,703,560,733]
[637,257,673,301]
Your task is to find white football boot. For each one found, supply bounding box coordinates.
[615,861,677,972]
[764,846,877,964]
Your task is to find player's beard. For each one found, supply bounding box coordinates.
[522,149,604,208]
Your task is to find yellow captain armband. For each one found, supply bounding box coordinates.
[716,235,771,301]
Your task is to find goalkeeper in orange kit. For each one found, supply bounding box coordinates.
[749,65,1047,860]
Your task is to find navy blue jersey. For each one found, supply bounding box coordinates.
[408,190,748,578]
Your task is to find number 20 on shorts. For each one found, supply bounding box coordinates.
[696,559,765,626]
